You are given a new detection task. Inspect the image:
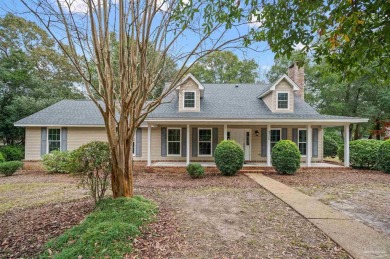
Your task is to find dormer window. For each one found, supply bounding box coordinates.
[183,91,195,108]
[277,91,289,109]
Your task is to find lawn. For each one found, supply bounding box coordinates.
[268,169,390,236]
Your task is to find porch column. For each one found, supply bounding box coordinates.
[147,124,151,166]
[224,124,227,140]
[306,125,312,167]
[344,124,350,167]
[186,124,190,165]
[267,124,271,166]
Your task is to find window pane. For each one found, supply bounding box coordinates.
[49,141,60,152]
[278,93,288,100]
[270,130,281,142]
[199,142,211,155]
[184,92,195,108]
[48,129,60,141]
[199,129,211,141]
[277,93,288,109]
[299,143,307,155]
[184,92,194,99]
[184,99,195,108]
[299,130,307,142]
[168,142,180,155]
[168,129,180,141]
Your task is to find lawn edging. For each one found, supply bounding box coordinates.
[40,196,157,258]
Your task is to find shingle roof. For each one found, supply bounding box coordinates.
[14,83,365,126]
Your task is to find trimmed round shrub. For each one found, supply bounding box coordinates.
[0,161,23,176]
[214,140,244,176]
[0,153,5,163]
[271,140,301,175]
[0,145,24,161]
[323,135,339,158]
[377,140,390,173]
[337,144,344,162]
[42,150,73,174]
[186,163,205,178]
[350,139,382,169]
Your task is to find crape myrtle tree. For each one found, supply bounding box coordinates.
[20,0,266,197]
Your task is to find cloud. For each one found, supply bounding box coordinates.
[58,0,118,14]
[249,10,265,28]
[293,42,305,50]
[156,0,190,12]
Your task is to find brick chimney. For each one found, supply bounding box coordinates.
[288,62,304,100]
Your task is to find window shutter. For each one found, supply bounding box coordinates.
[182,128,187,157]
[292,128,298,146]
[282,128,287,140]
[192,127,198,157]
[136,128,142,157]
[212,128,218,156]
[312,128,318,157]
[41,127,47,157]
[261,128,267,157]
[61,127,67,152]
[161,127,167,157]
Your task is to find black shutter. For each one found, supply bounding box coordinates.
[161,127,167,157]
[192,127,198,157]
[313,128,318,157]
[182,128,187,157]
[282,128,287,140]
[136,128,142,157]
[292,128,298,146]
[212,128,218,156]
[261,128,267,157]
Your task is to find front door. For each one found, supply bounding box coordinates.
[228,129,251,160]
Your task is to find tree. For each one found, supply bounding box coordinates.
[189,51,258,83]
[20,0,263,198]
[0,14,83,145]
[259,0,390,77]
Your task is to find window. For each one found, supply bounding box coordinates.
[167,128,181,155]
[270,129,281,150]
[277,92,289,109]
[48,128,61,153]
[184,91,195,108]
[298,129,307,156]
[132,131,137,156]
[198,128,212,156]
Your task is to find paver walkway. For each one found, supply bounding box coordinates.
[246,173,390,259]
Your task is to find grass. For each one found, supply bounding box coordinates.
[40,196,158,258]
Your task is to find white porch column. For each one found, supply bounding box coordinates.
[186,124,190,165]
[224,124,227,140]
[267,124,271,166]
[147,124,151,166]
[344,124,350,167]
[306,125,312,167]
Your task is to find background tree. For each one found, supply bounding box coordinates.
[189,51,258,83]
[20,0,264,198]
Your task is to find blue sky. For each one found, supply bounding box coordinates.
[0,0,276,82]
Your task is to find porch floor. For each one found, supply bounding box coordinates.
[151,161,344,168]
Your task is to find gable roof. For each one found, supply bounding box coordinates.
[258,74,301,98]
[175,73,205,90]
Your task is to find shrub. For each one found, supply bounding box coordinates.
[0,153,4,163]
[337,144,344,162]
[349,139,382,169]
[42,150,73,173]
[377,140,390,173]
[323,135,339,158]
[0,145,24,161]
[271,140,301,175]
[73,141,111,204]
[0,161,23,176]
[186,163,205,178]
[214,140,244,176]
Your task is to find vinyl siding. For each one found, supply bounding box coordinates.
[25,127,42,160]
[67,127,108,151]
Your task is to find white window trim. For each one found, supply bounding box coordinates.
[167,127,181,156]
[270,128,281,147]
[47,127,61,153]
[198,128,212,157]
[276,91,289,110]
[183,90,196,109]
[298,128,307,157]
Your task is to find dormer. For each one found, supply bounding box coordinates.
[176,74,204,112]
[258,74,301,113]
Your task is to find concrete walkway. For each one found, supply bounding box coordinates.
[246,173,390,259]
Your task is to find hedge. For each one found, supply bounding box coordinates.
[186,163,205,178]
[0,161,23,176]
[377,140,390,173]
[271,140,301,175]
[214,140,244,176]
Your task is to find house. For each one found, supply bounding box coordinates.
[15,63,368,171]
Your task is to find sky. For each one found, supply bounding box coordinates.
[0,0,277,82]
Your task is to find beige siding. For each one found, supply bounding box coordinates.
[262,79,295,113]
[25,127,42,160]
[178,78,201,112]
[67,127,107,151]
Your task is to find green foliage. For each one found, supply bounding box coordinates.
[42,151,73,174]
[40,196,157,258]
[323,135,339,158]
[0,153,4,163]
[349,140,382,169]
[271,140,301,175]
[189,51,258,83]
[73,141,111,204]
[186,163,205,178]
[0,145,24,161]
[338,144,344,162]
[214,140,244,176]
[377,140,390,173]
[0,161,23,176]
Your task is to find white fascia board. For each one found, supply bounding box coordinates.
[14,124,149,128]
[145,118,369,124]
